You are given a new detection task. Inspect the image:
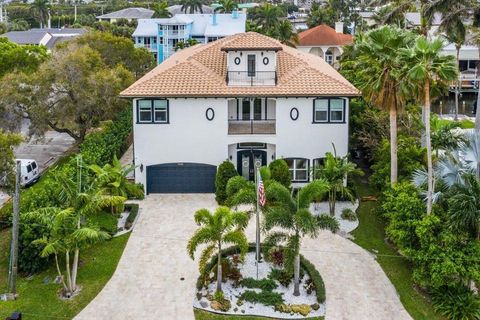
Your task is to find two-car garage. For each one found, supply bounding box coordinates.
[146,163,217,194]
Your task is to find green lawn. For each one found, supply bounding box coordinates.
[351,176,443,320]
[194,309,324,320]
[0,231,129,320]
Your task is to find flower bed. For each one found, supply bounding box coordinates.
[194,245,326,319]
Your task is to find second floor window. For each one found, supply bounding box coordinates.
[248,55,256,76]
[313,98,345,123]
[137,99,169,124]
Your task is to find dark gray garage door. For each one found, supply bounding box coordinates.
[146,163,217,194]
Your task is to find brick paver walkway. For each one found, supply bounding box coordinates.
[75,194,411,320]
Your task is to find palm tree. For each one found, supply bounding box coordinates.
[31,0,50,28]
[276,20,299,47]
[468,27,480,131]
[314,149,363,216]
[28,207,110,296]
[400,37,458,215]
[180,0,205,14]
[430,115,464,156]
[254,3,282,32]
[90,155,137,213]
[263,181,338,296]
[369,0,414,27]
[187,206,249,293]
[152,0,171,18]
[341,26,414,186]
[448,174,480,240]
[214,0,237,13]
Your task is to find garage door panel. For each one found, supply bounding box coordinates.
[146,163,216,194]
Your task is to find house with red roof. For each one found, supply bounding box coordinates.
[297,23,353,69]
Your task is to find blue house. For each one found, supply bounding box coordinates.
[133,12,247,64]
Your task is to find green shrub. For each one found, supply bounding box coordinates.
[268,268,293,287]
[239,290,284,307]
[125,203,139,230]
[275,304,312,316]
[240,277,277,291]
[90,213,118,236]
[432,285,480,320]
[301,255,326,303]
[340,208,357,221]
[268,159,291,188]
[215,160,238,204]
[127,183,144,200]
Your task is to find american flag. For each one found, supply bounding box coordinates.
[258,171,266,207]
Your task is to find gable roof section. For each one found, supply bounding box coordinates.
[120,32,359,98]
[220,32,283,51]
[298,25,353,46]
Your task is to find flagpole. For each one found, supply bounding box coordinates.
[255,168,261,265]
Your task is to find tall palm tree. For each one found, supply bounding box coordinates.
[254,3,282,32]
[31,0,50,28]
[341,26,414,186]
[152,0,172,18]
[314,149,363,216]
[263,181,338,296]
[400,37,458,215]
[187,206,249,293]
[369,0,414,26]
[180,0,205,14]
[276,20,299,47]
[214,0,238,13]
[448,174,480,240]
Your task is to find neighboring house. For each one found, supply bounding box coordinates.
[133,12,246,64]
[297,23,353,69]
[1,28,86,50]
[96,7,154,23]
[120,32,359,194]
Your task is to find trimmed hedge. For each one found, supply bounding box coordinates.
[125,203,139,230]
[215,160,238,204]
[0,107,133,229]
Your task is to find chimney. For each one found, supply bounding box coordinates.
[212,12,217,25]
[232,9,238,19]
[335,21,343,33]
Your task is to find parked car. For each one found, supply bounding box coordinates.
[16,159,39,186]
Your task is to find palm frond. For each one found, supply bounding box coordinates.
[316,214,340,233]
[199,244,216,273]
[187,227,216,259]
[222,229,249,261]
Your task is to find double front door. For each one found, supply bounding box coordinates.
[237,150,267,181]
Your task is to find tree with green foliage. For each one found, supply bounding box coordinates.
[90,155,139,213]
[306,2,335,29]
[214,0,238,13]
[152,0,172,18]
[448,174,480,240]
[263,180,338,296]
[215,160,239,204]
[430,116,464,156]
[314,149,362,216]
[252,3,283,32]
[8,19,31,31]
[31,0,50,28]
[0,37,48,78]
[275,20,298,47]
[0,43,134,143]
[187,206,249,293]
[0,130,23,190]
[369,0,414,27]
[180,0,206,13]
[268,159,291,189]
[341,26,415,187]
[400,37,457,214]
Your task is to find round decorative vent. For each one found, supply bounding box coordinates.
[234,57,241,65]
[263,57,269,65]
[206,108,215,121]
[290,107,299,121]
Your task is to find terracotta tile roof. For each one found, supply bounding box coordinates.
[120,32,359,98]
[220,32,283,51]
[298,25,353,46]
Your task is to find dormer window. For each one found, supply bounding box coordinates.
[247,55,256,76]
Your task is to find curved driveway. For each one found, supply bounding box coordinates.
[75,194,411,320]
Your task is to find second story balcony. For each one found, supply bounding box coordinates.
[227,71,277,86]
[228,119,276,134]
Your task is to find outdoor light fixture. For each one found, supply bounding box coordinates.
[140,164,144,172]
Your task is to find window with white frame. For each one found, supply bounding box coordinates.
[137,99,169,123]
[313,98,345,123]
[285,158,309,182]
[325,51,333,65]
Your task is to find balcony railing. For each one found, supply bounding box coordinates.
[227,71,277,86]
[228,119,276,135]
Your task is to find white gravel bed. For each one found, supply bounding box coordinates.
[193,252,326,319]
[310,201,359,233]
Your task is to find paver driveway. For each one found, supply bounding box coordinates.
[75,194,411,320]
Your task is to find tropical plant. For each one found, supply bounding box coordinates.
[214,0,238,13]
[215,160,239,204]
[31,0,50,28]
[187,206,249,293]
[268,159,291,189]
[430,116,464,155]
[28,207,110,296]
[263,180,338,296]
[253,3,282,32]
[306,2,335,29]
[341,26,415,187]
[90,155,139,213]
[448,174,480,240]
[431,285,480,320]
[275,20,299,47]
[152,0,171,18]
[369,0,414,27]
[314,149,362,216]
[400,36,457,214]
[180,0,205,13]
[0,129,23,190]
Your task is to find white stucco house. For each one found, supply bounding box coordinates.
[120,32,359,194]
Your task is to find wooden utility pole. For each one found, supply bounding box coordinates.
[7,160,21,297]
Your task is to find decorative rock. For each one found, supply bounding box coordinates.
[210,301,222,311]
[200,301,208,308]
[241,310,245,314]
[233,307,238,312]
[311,303,320,311]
